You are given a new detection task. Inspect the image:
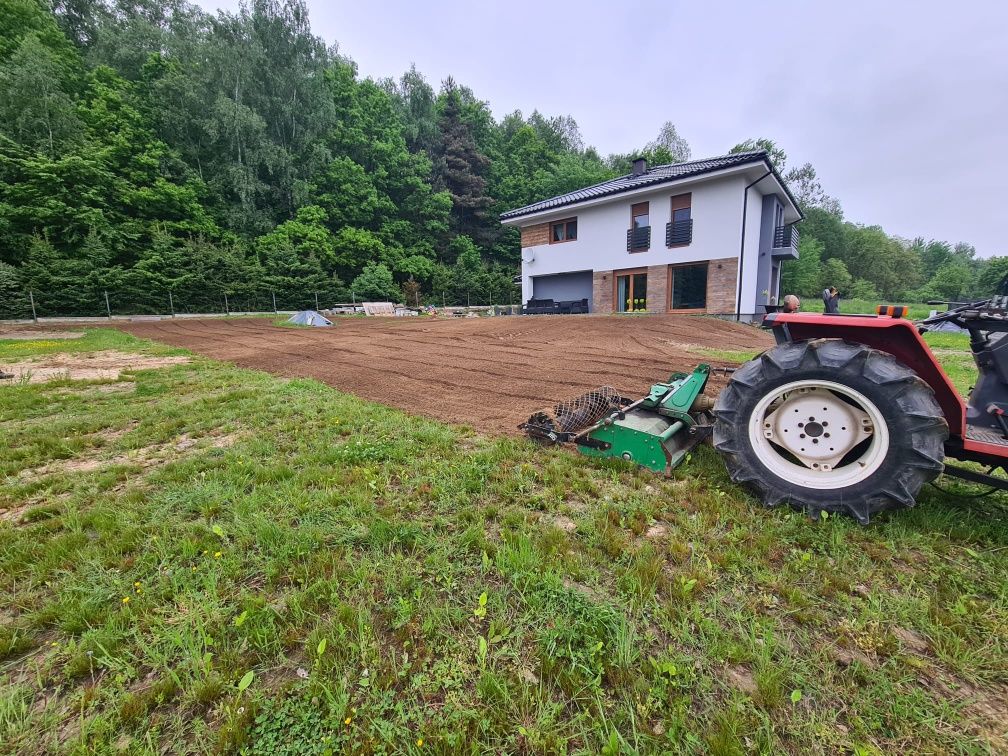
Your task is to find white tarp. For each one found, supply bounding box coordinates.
[287,310,333,327]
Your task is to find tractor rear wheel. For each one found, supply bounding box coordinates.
[713,339,948,523]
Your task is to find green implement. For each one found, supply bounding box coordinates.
[520,364,718,475]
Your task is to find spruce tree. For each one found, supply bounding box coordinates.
[434,80,492,245]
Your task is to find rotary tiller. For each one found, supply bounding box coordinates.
[519,364,722,475]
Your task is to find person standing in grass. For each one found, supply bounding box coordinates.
[822,286,840,314]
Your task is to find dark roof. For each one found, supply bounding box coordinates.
[500,149,800,221]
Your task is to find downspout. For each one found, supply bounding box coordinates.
[735,170,772,320]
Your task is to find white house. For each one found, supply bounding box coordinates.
[500,150,803,317]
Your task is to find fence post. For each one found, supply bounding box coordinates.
[442,291,446,308]
[169,290,175,318]
[467,291,470,308]
[272,291,277,314]
[224,292,230,316]
[315,292,320,311]
[104,290,112,320]
[415,290,420,308]
[351,291,355,306]
[29,290,38,323]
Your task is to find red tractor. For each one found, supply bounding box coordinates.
[713,298,1008,522]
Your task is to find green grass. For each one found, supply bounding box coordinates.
[692,346,761,364]
[1,330,1006,754]
[0,328,185,362]
[798,297,939,319]
[921,331,975,396]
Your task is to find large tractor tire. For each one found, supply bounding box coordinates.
[713,339,948,523]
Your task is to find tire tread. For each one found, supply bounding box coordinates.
[713,339,948,523]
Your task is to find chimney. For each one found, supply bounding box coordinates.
[632,157,647,177]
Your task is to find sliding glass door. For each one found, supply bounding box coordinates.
[616,271,647,312]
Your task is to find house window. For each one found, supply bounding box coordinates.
[667,193,692,247]
[550,218,577,243]
[627,202,650,251]
[615,269,648,312]
[668,263,708,311]
[632,202,649,230]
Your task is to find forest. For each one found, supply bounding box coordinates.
[0,0,1005,317]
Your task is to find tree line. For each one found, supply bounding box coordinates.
[0,0,1003,318]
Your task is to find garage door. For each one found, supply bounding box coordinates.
[532,271,593,311]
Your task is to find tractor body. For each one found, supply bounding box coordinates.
[764,301,1008,471]
[713,297,1008,521]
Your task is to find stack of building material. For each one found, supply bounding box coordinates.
[362,302,396,317]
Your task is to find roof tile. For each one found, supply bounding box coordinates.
[500,150,772,221]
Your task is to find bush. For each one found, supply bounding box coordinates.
[847,278,879,301]
[350,263,400,302]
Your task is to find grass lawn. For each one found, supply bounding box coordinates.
[797,298,940,320]
[1,329,1006,754]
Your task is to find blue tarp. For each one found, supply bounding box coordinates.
[287,310,332,327]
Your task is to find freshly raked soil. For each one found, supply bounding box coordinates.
[120,315,772,433]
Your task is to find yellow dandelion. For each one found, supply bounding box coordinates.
[203,550,208,555]
[134,581,141,588]
[214,551,222,559]
[417,738,423,747]
[344,717,352,726]
[191,566,197,572]
[122,597,130,604]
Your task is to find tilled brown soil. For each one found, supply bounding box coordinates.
[119,316,772,434]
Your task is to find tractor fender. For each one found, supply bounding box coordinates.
[763,312,965,437]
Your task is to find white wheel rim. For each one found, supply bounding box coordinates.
[747,379,890,489]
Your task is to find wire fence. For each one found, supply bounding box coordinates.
[0,286,524,321]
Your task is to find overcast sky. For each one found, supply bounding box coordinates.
[197,0,1007,257]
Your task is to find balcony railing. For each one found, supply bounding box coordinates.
[627,226,651,252]
[773,224,799,250]
[666,219,693,247]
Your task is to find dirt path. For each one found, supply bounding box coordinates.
[119,316,772,433]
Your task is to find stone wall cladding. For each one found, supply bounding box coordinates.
[646,265,668,313]
[520,223,550,248]
[705,257,738,314]
[593,271,614,314]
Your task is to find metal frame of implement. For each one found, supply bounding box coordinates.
[526,364,719,475]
